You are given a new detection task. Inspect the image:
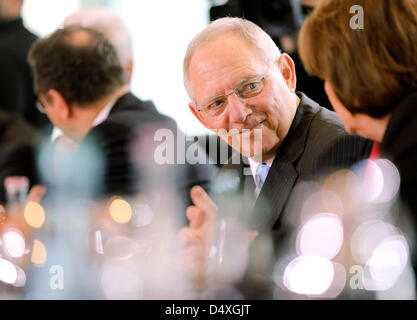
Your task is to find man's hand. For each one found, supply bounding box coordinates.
[177,186,218,283]
[27,185,47,203]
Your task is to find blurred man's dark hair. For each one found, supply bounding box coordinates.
[29,26,128,107]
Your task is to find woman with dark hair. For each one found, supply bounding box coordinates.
[299,0,417,212]
[298,0,417,287]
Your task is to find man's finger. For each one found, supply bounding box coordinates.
[27,185,46,203]
[190,186,217,224]
[186,206,204,229]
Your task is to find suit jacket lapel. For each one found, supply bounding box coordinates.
[242,165,257,211]
[252,92,321,230]
[252,160,298,230]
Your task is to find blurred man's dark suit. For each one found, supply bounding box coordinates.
[212,93,372,298]
[0,111,40,204]
[0,18,50,131]
[52,92,216,216]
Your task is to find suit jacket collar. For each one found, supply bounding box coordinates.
[109,92,158,116]
[251,92,321,230]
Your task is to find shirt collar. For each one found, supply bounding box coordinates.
[92,98,117,127]
[248,155,275,179]
[50,98,117,143]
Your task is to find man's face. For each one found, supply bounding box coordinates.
[188,34,298,162]
[39,94,63,130]
[39,91,76,140]
[324,81,357,134]
[324,81,383,141]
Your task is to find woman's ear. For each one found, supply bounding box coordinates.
[277,53,297,92]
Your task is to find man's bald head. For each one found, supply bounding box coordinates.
[183,17,281,99]
[64,28,94,47]
[63,8,133,80]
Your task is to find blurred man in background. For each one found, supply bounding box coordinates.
[24,17,215,299]
[41,8,214,204]
[30,25,214,202]
[0,0,50,132]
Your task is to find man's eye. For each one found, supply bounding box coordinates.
[247,82,258,90]
[208,100,225,109]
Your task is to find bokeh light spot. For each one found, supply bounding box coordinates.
[31,239,47,265]
[110,198,132,224]
[24,201,46,228]
[283,255,334,295]
[351,220,398,264]
[0,259,17,284]
[367,236,409,288]
[297,213,344,260]
[2,230,25,258]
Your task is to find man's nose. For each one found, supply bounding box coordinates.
[227,94,251,123]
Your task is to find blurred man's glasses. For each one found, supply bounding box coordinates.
[36,99,46,114]
[195,76,266,118]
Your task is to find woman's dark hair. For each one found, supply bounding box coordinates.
[298,0,417,118]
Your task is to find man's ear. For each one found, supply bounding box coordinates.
[277,53,297,93]
[46,89,71,119]
[125,59,134,80]
[188,102,210,129]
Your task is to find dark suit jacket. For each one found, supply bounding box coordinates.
[0,111,41,204]
[381,90,417,280]
[74,93,216,210]
[381,91,417,218]
[0,18,50,132]
[211,93,371,298]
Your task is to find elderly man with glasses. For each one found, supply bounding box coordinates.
[178,17,372,298]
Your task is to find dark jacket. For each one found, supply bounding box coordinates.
[73,93,216,212]
[0,18,50,131]
[381,91,417,278]
[381,91,417,218]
